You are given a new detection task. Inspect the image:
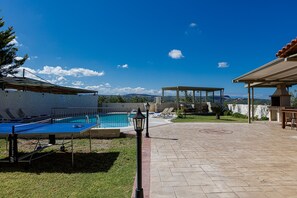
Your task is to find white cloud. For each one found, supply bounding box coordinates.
[8,38,18,46]
[72,81,84,86]
[38,66,104,77]
[168,49,184,59]
[14,67,38,79]
[28,56,38,61]
[14,67,62,84]
[47,76,67,85]
[8,38,23,47]
[14,66,103,86]
[13,65,160,95]
[14,56,25,61]
[85,84,161,95]
[18,67,37,74]
[185,22,201,35]
[189,22,197,28]
[218,62,229,68]
[117,64,128,69]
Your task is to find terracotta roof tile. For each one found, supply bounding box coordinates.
[276,37,297,58]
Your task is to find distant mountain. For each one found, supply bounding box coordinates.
[98,93,270,105]
[124,93,159,97]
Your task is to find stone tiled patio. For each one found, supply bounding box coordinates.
[148,122,297,198]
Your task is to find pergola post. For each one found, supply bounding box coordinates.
[252,87,254,121]
[176,89,180,109]
[220,89,224,104]
[161,87,225,111]
[248,83,251,124]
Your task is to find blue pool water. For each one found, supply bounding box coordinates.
[55,113,133,128]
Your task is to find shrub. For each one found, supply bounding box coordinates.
[211,103,226,119]
[211,103,226,115]
[232,113,248,119]
[224,110,233,116]
[260,116,269,120]
[176,109,185,118]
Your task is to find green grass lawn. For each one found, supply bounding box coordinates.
[0,137,136,198]
[172,115,248,123]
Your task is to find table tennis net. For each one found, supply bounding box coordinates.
[13,118,52,133]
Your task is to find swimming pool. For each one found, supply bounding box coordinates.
[55,113,133,128]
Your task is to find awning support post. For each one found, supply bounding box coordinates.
[248,83,251,124]
[252,87,255,121]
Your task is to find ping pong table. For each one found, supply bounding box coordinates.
[0,120,97,166]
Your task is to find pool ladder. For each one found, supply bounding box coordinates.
[85,115,90,123]
[85,114,100,127]
[96,114,100,127]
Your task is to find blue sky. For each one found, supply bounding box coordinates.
[1,0,297,98]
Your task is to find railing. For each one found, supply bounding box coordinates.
[51,107,135,128]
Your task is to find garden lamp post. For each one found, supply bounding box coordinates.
[180,103,186,118]
[133,108,145,198]
[145,102,150,138]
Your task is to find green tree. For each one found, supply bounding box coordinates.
[0,17,28,77]
[290,90,297,107]
[108,95,126,103]
[130,96,147,103]
[116,95,126,103]
[98,95,107,106]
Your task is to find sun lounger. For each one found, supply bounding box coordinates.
[160,108,170,117]
[5,108,23,122]
[17,108,25,118]
[17,108,35,119]
[162,107,174,118]
[0,113,9,123]
[152,108,169,118]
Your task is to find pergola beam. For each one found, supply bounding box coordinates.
[162,86,225,109]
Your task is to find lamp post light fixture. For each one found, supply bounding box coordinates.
[145,102,150,138]
[132,108,146,198]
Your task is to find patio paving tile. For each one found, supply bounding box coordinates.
[148,122,297,197]
[206,192,239,198]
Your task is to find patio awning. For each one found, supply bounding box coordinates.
[233,54,297,87]
[0,77,98,95]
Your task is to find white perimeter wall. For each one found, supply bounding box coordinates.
[101,103,149,111]
[227,104,270,119]
[0,90,98,118]
[101,102,175,112]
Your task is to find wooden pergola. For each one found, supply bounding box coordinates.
[162,86,224,109]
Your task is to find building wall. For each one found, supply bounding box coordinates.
[0,90,97,119]
[227,104,270,119]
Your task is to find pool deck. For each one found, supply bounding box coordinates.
[145,121,297,198]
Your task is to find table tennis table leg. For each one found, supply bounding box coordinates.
[71,133,74,167]
[8,134,18,163]
[5,137,8,152]
[8,135,12,162]
[89,131,92,152]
